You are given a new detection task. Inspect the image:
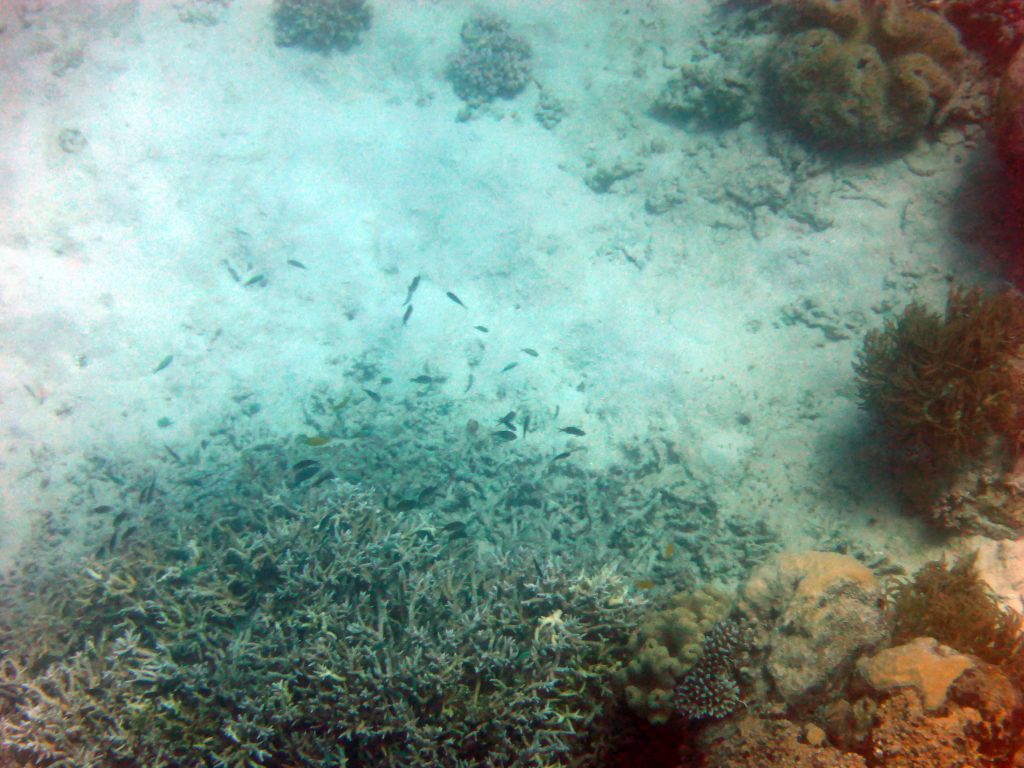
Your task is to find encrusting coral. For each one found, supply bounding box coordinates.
[854,285,1024,533]
[766,0,965,146]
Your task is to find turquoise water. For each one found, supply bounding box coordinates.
[0,1,1012,765]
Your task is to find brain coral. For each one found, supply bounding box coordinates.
[766,0,964,145]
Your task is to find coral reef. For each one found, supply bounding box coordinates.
[928,0,1024,68]
[854,286,1024,533]
[0,480,649,767]
[699,714,870,767]
[673,618,753,720]
[655,63,756,128]
[765,0,964,146]
[271,0,371,52]
[886,552,1024,671]
[739,551,886,708]
[856,636,974,710]
[615,586,733,724]
[447,13,532,110]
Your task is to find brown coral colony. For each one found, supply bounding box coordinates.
[768,0,964,145]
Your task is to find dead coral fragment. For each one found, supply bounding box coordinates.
[767,0,964,145]
[854,286,1024,475]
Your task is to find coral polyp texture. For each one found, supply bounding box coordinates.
[0,479,649,767]
[854,286,1024,534]
[766,0,965,146]
[615,586,735,724]
[271,0,371,52]
[446,13,532,108]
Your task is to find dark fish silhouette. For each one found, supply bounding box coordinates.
[493,430,518,442]
[521,348,539,357]
[402,305,413,325]
[497,411,516,428]
[287,259,307,270]
[363,388,381,402]
[501,362,518,373]
[403,275,420,306]
[410,375,444,384]
[474,325,489,333]
[446,291,466,308]
[153,355,174,373]
[559,426,586,436]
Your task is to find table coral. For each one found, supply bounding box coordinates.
[766,0,964,145]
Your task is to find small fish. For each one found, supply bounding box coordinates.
[418,485,438,503]
[331,393,352,411]
[634,580,657,590]
[521,348,539,357]
[164,446,183,464]
[446,291,467,308]
[497,411,517,428]
[363,388,381,402]
[153,355,174,374]
[396,499,419,511]
[442,521,466,535]
[304,435,330,447]
[139,478,157,504]
[293,459,320,471]
[559,426,586,436]
[119,526,137,547]
[243,274,266,287]
[292,463,321,486]
[464,374,474,394]
[663,543,675,559]
[410,375,445,384]
[87,505,113,515]
[501,362,518,373]
[522,415,530,438]
[113,510,130,528]
[493,430,518,442]
[287,259,307,270]
[402,305,413,325]
[224,262,241,283]
[551,451,572,462]
[474,326,489,333]
[311,470,336,488]
[403,275,421,306]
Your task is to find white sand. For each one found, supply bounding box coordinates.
[0,0,998,574]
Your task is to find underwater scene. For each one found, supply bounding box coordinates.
[3,0,1024,765]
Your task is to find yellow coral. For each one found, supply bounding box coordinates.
[615,586,733,724]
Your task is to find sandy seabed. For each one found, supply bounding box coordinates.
[0,0,1007,588]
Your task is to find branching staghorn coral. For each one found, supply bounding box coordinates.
[0,479,649,767]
